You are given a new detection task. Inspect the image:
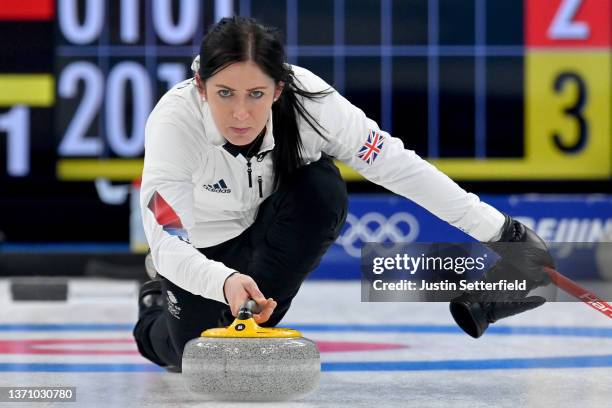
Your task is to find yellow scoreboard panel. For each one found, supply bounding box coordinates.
[525,52,610,179]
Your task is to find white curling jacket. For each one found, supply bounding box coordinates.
[141,64,505,304]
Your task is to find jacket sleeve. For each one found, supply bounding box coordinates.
[318,90,505,242]
[140,117,236,304]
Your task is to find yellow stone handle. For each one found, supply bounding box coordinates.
[201,315,302,338]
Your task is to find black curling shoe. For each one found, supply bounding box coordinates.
[450,293,546,338]
[138,280,164,319]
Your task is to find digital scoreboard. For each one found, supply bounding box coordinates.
[0,0,610,242]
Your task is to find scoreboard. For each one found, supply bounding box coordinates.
[521,0,610,180]
[0,0,610,242]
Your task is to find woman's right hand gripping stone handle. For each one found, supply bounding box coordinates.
[223,272,277,324]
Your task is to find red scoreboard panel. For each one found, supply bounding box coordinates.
[527,0,611,46]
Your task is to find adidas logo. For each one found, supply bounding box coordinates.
[203,179,231,193]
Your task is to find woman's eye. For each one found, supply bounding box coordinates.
[218,89,232,97]
[250,91,264,98]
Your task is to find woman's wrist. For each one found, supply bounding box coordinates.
[222,272,239,303]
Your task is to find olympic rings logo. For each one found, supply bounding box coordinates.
[335,212,420,257]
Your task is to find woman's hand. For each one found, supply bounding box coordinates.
[223,273,277,324]
[450,214,554,338]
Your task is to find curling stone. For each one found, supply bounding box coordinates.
[182,300,320,401]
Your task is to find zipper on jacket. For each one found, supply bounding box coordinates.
[256,152,268,162]
[246,160,253,188]
[257,175,263,198]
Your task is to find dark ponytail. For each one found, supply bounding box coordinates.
[198,16,332,190]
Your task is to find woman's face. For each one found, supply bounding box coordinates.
[200,60,283,146]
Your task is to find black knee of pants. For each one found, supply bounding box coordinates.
[133,276,234,368]
[132,307,167,367]
[132,156,348,367]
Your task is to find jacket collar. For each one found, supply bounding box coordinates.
[200,99,275,154]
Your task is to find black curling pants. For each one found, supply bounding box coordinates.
[133,156,348,368]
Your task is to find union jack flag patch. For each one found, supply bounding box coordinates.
[356,130,385,164]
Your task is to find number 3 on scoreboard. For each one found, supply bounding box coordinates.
[552,71,587,153]
[525,52,610,179]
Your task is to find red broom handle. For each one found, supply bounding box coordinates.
[544,266,612,319]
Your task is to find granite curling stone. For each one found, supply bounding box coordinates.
[182,300,320,401]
